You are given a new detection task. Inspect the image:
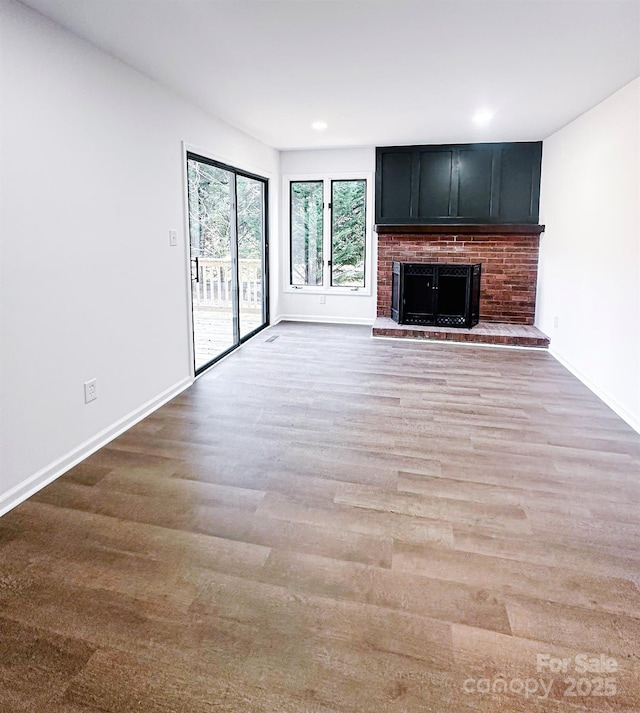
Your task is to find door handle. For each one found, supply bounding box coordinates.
[192,256,200,283]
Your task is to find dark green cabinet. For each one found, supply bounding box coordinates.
[375,142,542,225]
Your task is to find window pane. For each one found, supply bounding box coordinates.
[331,180,366,287]
[290,181,323,286]
[187,159,235,368]
[237,175,265,340]
[188,161,231,258]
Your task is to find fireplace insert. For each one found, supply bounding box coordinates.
[391,262,481,328]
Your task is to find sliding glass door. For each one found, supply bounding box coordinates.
[187,153,268,373]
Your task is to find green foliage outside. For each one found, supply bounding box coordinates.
[290,179,366,287]
[188,162,366,288]
[188,161,263,260]
[291,181,324,285]
[331,180,366,286]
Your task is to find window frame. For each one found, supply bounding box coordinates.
[289,179,324,287]
[283,172,373,296]
[329,178,367,289]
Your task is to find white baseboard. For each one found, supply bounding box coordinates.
[0,376,193,517]
[550,348,640,435]
[274,314,374,326]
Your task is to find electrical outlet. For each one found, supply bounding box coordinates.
[84,378,98,404]
[553,316,560,328]
[169,230,178,247]
[319,295,326,304]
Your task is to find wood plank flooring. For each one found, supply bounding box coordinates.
[1,321,639,712]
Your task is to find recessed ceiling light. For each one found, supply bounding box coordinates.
[311,121,328,131]
[473,109,493,125]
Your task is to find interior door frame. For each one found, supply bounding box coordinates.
[183,147,270,377]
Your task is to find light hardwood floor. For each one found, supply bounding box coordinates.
[1,322,639,712]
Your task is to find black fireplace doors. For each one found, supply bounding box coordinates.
[391,262,481,328]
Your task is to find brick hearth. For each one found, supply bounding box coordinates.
[372,317,550,348]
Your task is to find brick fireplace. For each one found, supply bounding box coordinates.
[373,224,550,347]
[377,224,544,324]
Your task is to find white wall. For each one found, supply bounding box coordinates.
[0,0,280,513]
[278,148,376,325]
[538,77,640,432]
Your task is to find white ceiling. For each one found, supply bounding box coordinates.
[18,0,640,150]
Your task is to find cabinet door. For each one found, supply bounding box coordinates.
[417,149,453,219]
[457,148,494,220]
[498,143,542,222]
[376,150,413,222]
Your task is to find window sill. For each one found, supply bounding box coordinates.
[285,286,371,297]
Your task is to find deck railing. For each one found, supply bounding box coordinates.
[193,258,262,310]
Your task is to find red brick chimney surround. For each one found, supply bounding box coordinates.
[376,224,545,326]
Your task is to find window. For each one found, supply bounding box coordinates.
[330,180,366,287]
[290,181,323,286]
[287,175,370,292]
